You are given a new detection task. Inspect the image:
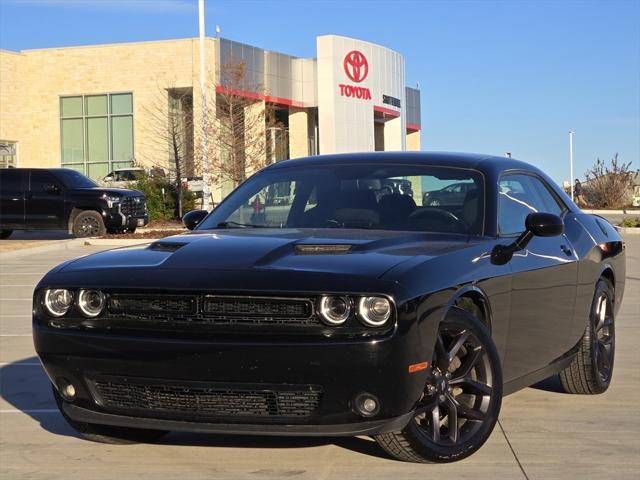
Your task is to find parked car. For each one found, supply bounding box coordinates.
[101,167,146,188]
[422,181,476,206]
[0,168,148,238]
[34,152,625,463]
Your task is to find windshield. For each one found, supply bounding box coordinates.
[54,169,98,188]
[199,163,485,235]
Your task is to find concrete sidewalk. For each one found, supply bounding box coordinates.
[0,239,638,479]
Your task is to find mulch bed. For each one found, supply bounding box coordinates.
[100,229,186,239]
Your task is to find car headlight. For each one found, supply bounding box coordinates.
[103,194,121,208]
[358,296,392,326]
[77,289,106,318]
[44,289,73,317]
[318,295,352,325]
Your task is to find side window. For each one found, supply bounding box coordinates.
[0,169,25,194]
[30,171,60,193]
[529,179,564,216]
[498,174,563,235]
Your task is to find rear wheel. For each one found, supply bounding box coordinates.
[52,385,167,444]
[375,308,502,463]
[559,277,615,394]
[72,211,106,238]
[0,230,13,239]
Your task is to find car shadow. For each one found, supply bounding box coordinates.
[0,357,392,460]
[7,230,73,240]
[530,374,568,394]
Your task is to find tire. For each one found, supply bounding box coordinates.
[0,230,13,239]
[72,211,106,238]
[375,308,503,463]
[52,385,168,444]
[559,277,615,394]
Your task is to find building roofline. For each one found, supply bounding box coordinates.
[14,37,204,54]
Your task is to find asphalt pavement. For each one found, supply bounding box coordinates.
[0,236,638,480]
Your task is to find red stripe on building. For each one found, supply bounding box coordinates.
[215,86,304,108]
[373,105,401,118]
[406,123,421,132]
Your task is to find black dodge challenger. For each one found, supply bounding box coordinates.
[33,152,625,463]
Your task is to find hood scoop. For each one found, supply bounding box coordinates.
[149,241,188,252]
[295,244,353,255]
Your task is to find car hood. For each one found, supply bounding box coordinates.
[57,229,474,279]
[68,187,144,197]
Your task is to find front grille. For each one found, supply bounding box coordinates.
[203,296,312,320]
[109,294,197,315]
[91,379,322,419]
[120,196,146,216]
[106,294,320,328]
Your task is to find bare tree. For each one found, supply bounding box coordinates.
[143,85,195,218]
[584,154,638,208]
[200,58,282,189]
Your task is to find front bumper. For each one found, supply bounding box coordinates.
[61,401,414,436]
[34,317,431,435]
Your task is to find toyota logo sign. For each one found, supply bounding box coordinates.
[343,50,368,83]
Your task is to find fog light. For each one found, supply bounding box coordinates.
[354,393,380,417]
[58,379,76,400]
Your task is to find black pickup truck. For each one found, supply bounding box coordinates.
[0,168,148,238]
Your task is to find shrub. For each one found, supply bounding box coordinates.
[584,154,637,208]
[620,217,640,228]
[134,177,195,221]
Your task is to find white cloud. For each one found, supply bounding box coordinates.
[4,0,197,14]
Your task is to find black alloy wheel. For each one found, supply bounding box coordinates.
[72,211,106,238]
[376,308,502,463]
[560,277,615,394]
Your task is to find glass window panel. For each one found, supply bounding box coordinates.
[111,93,132,114]
[112,161,133,170]
[111,116,133,161]
[86,117,109,162]
[85,95,107,116]
[61,118,84,162]
[61,97,83,117]
[87,162,109,180]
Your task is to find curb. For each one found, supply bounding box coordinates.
[0,239,83,259]
[583,209,640,215]
[0,237,160,259]
[616,227,640,236]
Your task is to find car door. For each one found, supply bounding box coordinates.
[0,169,26,227]
[499,173,578,382]
[25,170,66,229]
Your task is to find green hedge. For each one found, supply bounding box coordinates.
[134,177,196,222]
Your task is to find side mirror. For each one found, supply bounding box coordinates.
[104,176,114,182]
[525,212,564,237]
[491,212,564,265]
[182,209,208,230]
[44,184,60,194]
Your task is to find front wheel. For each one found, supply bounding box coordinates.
[375,308,503,463]
[52,386,168,444]
[0,230,13,239]
[72,211,106,238]
[559,277,615,394]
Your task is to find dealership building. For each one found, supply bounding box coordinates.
[0,35,421,201]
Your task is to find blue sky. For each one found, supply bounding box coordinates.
[1,0,638,184]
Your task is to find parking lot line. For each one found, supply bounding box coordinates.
[0,409,58,414]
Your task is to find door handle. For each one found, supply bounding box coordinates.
[560,244,572,256]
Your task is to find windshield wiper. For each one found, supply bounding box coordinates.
[216,221,268,229]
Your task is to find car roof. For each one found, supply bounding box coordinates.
[264,151,535,175]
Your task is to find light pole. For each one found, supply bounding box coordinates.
[199,0,211,210]
[569,130,575,201]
